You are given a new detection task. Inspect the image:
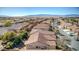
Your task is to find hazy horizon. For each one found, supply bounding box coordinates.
[0,7,79,16]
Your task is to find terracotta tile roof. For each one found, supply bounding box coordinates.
[75,29,79,32]
[30,29,55,35]
[43,34,56,41]
[38,32,56,46]
[45,41,56,46]
[33,23,49,30]
[25,29,56,46]
[41,20,51,25]
[25,32,39,44]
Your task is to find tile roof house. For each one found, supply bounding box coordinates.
[41,20,51,25]
[25,29,56,50]
[8,22,29,32]
[61,23,72,29]
[33,23,50,31]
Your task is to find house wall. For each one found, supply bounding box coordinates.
[26,42,55,50]
[26,42,48,49]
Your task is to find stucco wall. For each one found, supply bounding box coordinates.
[26,42,56,50]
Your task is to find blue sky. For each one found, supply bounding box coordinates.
[0,7,79,16]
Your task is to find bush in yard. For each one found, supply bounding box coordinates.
[0,35,3,40]
[13,36,22,47]
[4,20,12,27]
[3,30,28,49]
[5,41,14,49]
[2,31,16,42]
[19,30,28,40]
[5,36,21,49]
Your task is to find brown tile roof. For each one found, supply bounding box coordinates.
[41,20,51,25]
[30,29,55,35]
[33,23,49,30]
[75,28,79,33]
[45,41,56,46]
[25,32,39,44]
[25,29,56,46]
[38,32,56,46]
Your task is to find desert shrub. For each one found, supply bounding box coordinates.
[5,36,21,49]
[5,30,28,49]
[5,36,20,49]
[5,41,14,49]
[2,30,28,49]
[0,35,3,40]
[2,31,16,41]
[4,20,12,27]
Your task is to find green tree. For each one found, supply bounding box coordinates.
[19,30,28,39]
[13,36,21,46]
[3,30,28,49]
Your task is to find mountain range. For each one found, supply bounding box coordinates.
[28,14,79,17]
[0,14,79,17]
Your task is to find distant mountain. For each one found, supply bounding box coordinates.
[28,14,79,17]
[0,15,9,17]
[0,14,79,17]
[65,14,79,17]
[28,14,53,16]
